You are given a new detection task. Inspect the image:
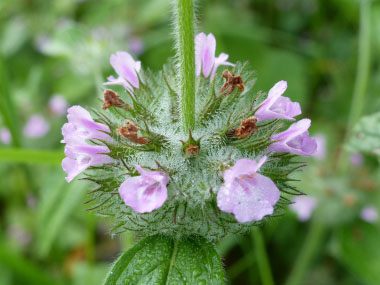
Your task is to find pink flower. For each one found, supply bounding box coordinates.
[360,206,378,223]
[61,106,112,182]
[23,115,50,138]
[104,51,141,92]
[0,127,11,144]
[195,32,234,80]
[313,134,326,160]
[61,106,111,145]
[217,156,280,223]
[119,166,169,213]
[49,95,68,116]
[290,196,317,221]
[255,81,301,121]
[129,37,144,56]
[350,152,363,167]
[62,145,112,182]
[269,119,317,156]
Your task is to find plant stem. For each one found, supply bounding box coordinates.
[287,2,371,283]
[175,0,196,131]
[286,219,325,285]
[345,0,371,136]
[0,56,21,147]
[251,229,274,285]
[340,0,371,169]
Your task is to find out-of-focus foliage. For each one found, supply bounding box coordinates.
[0,0,380,284]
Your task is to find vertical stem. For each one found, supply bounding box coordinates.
[286,219,325,285]
[345,0,371,135]
[251,229,274,285]
[287,2,371,283]
[0,56,21,147]
[175,0,196,131]
[339,0,371,170]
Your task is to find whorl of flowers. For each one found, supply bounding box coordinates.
[61,32,317,241]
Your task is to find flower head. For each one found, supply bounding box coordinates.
[62,106,112,182]
[217,156,280,223]
[360,206,378,223]
[0,127,11,144]
[49,94,68,116]
[23,115,50,138]
[104,51,141,92]
[290,196,317,221]
[195,33,234,80]
[119,166,169,213]
[255,81,301,121]
[269,119,317,156]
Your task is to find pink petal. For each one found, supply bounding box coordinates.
[110,51,140,88]
[119,170,168,213]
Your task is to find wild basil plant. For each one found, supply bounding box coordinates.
[61,1,317,283]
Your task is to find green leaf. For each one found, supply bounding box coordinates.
[346,111,380,158]
[36,169,87,257]
[333,222,380,284]
[0,238,58,285]
[0,147,64,166]
[104,235,225,285]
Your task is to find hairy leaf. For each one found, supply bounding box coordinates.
[104,235,224,284]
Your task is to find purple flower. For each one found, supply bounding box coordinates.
[61,106,112,182]
[49,94,68,116]
[23,115,50,138]
[255,81,301,121]
[217,156,280,223]
[269,119,317,156]
[119,166,169,213]
[313,134,326,160]
[289,196,317,222]
[104,51,141,92]
[129,37,144,56]
[62,145,112,182]
[0,127,11,144]
[360,206,378,223]
[195,32,234,80]
[350,152,363,167]
[61,106,111,145]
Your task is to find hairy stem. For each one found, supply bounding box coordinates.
[175,0,196,131]
[251,229,274,285]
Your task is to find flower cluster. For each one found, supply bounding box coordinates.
[61,32,317,240]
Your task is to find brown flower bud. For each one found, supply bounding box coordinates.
[226,117,258,139]
[185,144,200,157]
[102,89,132,110]
[219,70,245,96]
[117,120,149,145]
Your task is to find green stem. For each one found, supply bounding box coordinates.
[340,0,371,169]
[346,0,371,135]
[0,56,21,147]
[286,219,325,285]
[175,0,196,131]
[0,147,64,165]
[287,2,371,283]
[251,229,274,285]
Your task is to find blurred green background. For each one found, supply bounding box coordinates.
[1,0,380,284]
